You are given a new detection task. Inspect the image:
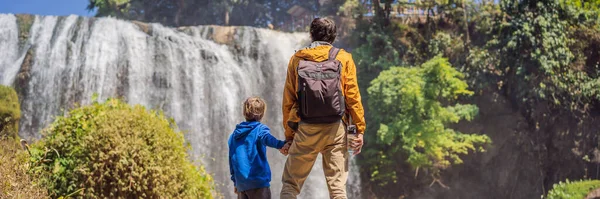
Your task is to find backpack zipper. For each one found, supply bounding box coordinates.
[303,82,308,116]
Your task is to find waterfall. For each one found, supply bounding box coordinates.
[0,14,362,199]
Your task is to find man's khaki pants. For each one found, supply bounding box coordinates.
[280,121,349,199]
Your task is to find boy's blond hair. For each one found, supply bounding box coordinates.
[243,97,266,121]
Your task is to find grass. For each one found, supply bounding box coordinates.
[0,137,48,199]
[546,179,600,199]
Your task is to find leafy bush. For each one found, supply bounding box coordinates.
[0,85,21,139]
[29,98,214,198]
[365,56,490,184]
[545,179,600,199]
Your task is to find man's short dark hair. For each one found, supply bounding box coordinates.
[310,18,337,43]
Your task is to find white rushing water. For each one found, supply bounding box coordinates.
[0,14,362,199]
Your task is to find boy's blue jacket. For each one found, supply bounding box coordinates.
[228,121,285,192]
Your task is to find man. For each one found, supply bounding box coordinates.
[280,18,366,199]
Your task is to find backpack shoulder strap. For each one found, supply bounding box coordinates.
[328,47,340,61]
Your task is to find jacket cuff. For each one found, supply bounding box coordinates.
[285,134,294,142]
[276,140,286,149]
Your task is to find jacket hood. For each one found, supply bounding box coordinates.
[294,45,334,62]
[233,121,261,140]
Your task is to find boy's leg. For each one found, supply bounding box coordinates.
[243,187,271,199]
[322,122,349,199]
[280,123,327,199]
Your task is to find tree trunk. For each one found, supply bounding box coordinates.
[384,1,392,19]
[373,0,391,26]
[463,0,470,53]
[225,10,230,26]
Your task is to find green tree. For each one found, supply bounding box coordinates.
[561,0,600,12]
[488,0,600,114]
[87,0,131,18]
[87,0,345,28]
[365,56,490,185]
[29,98,214,198]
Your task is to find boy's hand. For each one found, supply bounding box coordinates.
[279,141,292,156]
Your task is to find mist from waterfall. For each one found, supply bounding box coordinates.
[0,14,362,199]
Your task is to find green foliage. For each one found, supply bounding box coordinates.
[428,32,465,58]
[352,20,430,90]
[499,0,573,76]
[366,56,490,184]
[560,0,600,12]
[87,0,345,28]
[87,0,131,18]
[29,98,214,199]
[349,0,600,197]
[0,85,20,139]
[428,32,453,56]
[489,0,600,112]
[354,27,402,77]
[545,179,600,199]
[338,0,366,18]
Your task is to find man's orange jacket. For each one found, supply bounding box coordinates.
[282,45,366,141]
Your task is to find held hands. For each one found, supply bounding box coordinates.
[349,134,364,155]
[279,141,292,156]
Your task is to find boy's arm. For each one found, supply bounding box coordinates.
[258,126,286,149]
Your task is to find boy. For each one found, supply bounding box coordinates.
[228,97,290,199]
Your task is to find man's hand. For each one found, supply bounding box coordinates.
[350,134,364,155]
[234,187,238,194]
[279,141,292,156]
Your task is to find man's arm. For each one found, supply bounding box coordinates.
[344,53,366,134]
[282,56,299,141]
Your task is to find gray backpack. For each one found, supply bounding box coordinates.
[297,47,345,123]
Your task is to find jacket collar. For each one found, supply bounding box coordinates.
[308,41,332,48]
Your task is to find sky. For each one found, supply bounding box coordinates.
[0,0,96,16]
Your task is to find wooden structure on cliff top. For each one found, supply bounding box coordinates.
[286,5,315,32]
[283,1,432,32]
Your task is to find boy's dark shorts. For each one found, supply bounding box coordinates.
[238,187,271,199]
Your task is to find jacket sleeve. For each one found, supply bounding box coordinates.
[258,126,286,149]
[344,53,366,134]
[229,157,235,186]
[228,138,236,186]
[282,56,300,141]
